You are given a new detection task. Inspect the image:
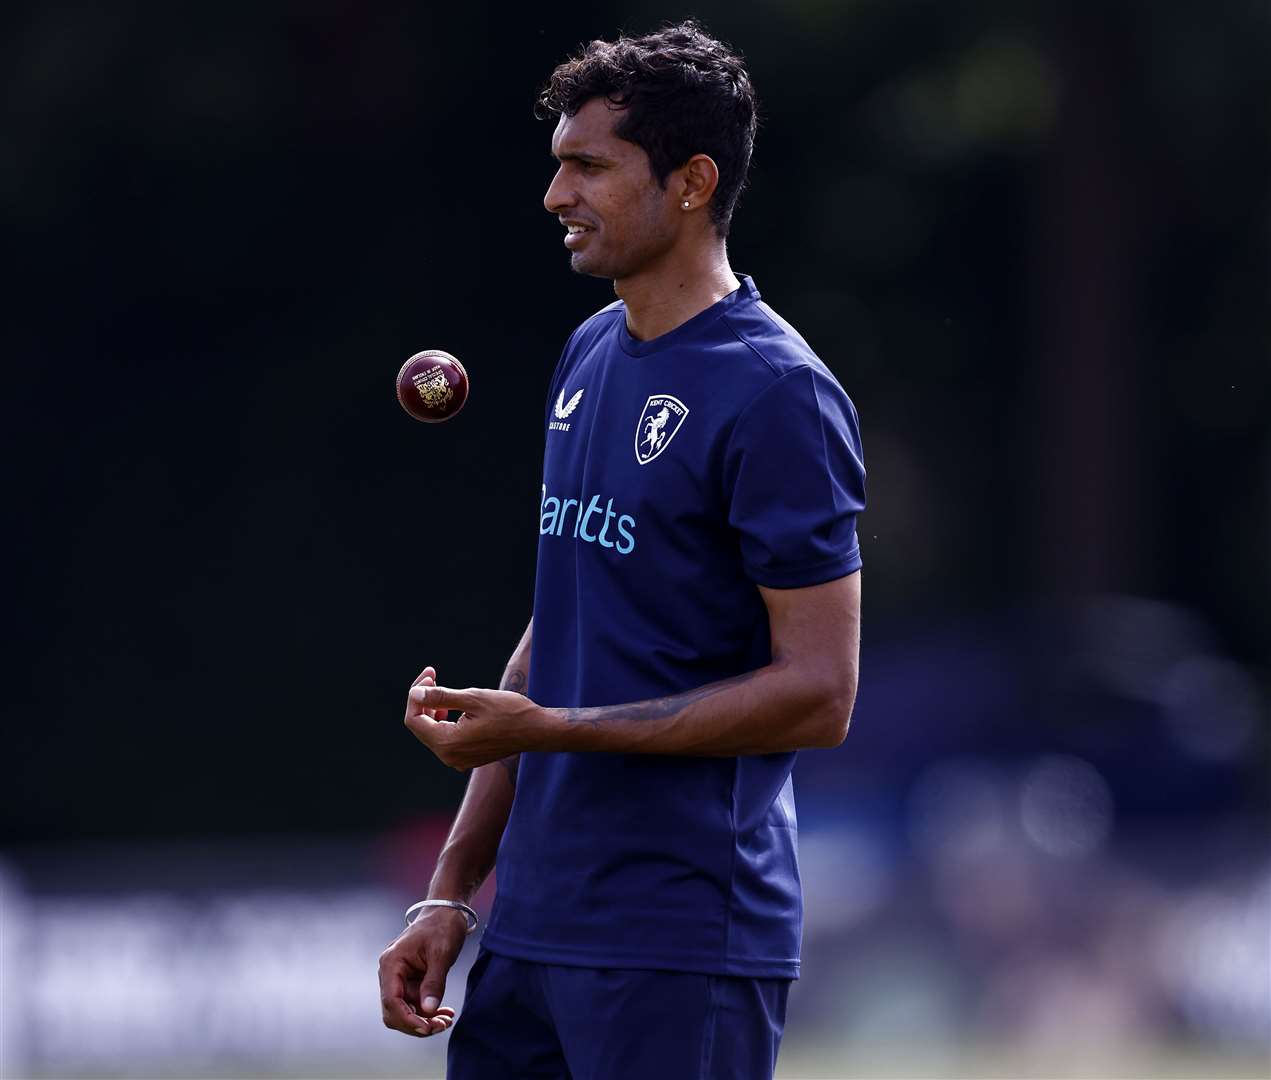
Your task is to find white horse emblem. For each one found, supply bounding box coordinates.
[642,407,670,454]
[634,394,689,464]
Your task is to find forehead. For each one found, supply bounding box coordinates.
[550,97,636,159]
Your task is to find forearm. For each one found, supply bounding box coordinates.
[541,652,856,757]
[411,577,861,769]
[426,621,531,901]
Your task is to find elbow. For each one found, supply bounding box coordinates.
[814,704,853,748]
[809,674,858,748]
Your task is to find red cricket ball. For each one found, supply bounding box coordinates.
[395,350,469,423]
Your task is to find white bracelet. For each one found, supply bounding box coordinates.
[405,899,479,935]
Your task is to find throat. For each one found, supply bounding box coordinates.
[618,266,741,342]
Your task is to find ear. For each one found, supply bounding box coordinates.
[676,154,720,213]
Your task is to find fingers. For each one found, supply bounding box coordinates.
[379,950,457,1039]
[407,671,452,722]
[404,711,449,745]
[384,994,439,1037]
[406,973,456,1026]
[420,673,446,721]
[402,712,477,770]
[398,951,458,1037]
[402,689,478,769]
[408,684,477,715]
[379,953,434,1038]
[416,1005,456,1037]
[409,667,449,721]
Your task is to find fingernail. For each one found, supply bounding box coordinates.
[423,996,439,1012]
[415,1028,430,1037]
[409,687,427,702]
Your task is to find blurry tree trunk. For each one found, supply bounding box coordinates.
[1034,5,1149,596]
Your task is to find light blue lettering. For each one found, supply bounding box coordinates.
[615,515,636,554]
[598,499,616,548]
[540,496,560,535]
[556,498,579,536]
[578,494,604,542]
[538,484,636,556]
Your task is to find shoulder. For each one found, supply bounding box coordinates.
[721,299,866,485]
[565,299,625,354]
[722,296,849,412]
[547,301,624,401]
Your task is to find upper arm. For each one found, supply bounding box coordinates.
[760,571,861,706]
[511,618,533,668]
[726,366,866,589]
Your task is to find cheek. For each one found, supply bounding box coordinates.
[636,194,675,242]
[596,181,628,217]
[603,182,668,237]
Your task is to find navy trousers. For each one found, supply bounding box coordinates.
[446,947,790,1080]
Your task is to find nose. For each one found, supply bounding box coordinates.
[543,166,576,215]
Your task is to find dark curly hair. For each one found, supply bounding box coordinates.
[536,20,758,237]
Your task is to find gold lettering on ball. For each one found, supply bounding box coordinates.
[412,366,453,409]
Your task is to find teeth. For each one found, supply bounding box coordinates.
[566,225,589,234]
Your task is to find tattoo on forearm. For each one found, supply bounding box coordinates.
[559,669,761,728]
[497,667,527,786]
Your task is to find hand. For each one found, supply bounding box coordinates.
[378,904,467,1037]
[404,684,549,770]
[404,665,449,724]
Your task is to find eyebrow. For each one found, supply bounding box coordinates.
[551,150,609,165]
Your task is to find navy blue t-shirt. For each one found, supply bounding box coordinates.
[481,276,866,978]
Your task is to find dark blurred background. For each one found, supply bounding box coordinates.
[3,1,1268,1077]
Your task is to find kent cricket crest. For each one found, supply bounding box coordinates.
[635,394,689,464]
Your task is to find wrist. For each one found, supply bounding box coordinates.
[534,706,585,752]
[406,898,478,935]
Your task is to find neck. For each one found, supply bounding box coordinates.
[614,239,740,342]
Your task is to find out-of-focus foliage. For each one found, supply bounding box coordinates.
[4,0,1268,841]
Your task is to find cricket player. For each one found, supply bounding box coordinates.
[379,19,866,1078]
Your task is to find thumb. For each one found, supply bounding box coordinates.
[419,965,449,1016]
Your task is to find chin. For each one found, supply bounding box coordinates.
[569,252,618,280]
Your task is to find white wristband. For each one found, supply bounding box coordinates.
[405,898,479,935]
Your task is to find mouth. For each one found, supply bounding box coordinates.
[562,221,595,250]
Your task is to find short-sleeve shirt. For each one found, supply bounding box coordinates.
[481,276,866,979]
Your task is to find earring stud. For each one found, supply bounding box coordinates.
[682,201,690,209]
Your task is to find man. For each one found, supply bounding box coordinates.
[379,20,865,1079]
